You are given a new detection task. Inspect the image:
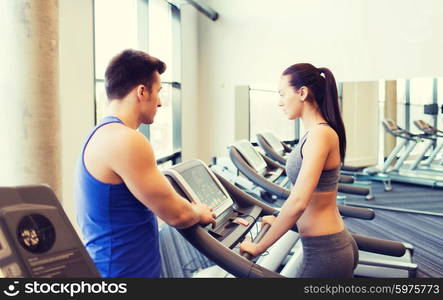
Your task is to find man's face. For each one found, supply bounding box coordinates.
[142,71,162,124]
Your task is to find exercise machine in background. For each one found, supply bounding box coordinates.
[0,185,100,278]
[361,119,443,188]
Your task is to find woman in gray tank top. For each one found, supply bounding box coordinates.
[240,63,358,277]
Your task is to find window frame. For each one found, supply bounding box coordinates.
[92,0,182,166]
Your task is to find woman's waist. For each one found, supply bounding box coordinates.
[302,191,339,212]
[296,197,344,237]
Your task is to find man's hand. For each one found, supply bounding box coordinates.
[192,202,216,229]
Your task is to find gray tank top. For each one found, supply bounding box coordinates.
[285,123,340,192]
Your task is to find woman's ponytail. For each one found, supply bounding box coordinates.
[317,67,346,163]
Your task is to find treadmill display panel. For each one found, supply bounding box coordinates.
[181,165,232,212]
[262,132,284,153]
[236,141,267,172]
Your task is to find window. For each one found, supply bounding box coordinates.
[408,78,435,155]
[93,0,181,161]
[409,78,434,134]
[148,0,172,81]
[393,78,437,157]
[150,84,174,158]
[148,0,181,158]
[94,0,139,121]
[396,79,407,129]
[436,78,443,157]
[438,77,443,106]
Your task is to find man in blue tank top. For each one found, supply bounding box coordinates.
[74,49,216,278]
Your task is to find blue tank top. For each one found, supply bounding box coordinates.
[75,116,161,278]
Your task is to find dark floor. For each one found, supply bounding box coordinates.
[344,208,443,278]
[343,180,443,215]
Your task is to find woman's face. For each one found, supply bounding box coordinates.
[278,75,305,120]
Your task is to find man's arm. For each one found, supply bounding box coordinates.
[109,128,215,229]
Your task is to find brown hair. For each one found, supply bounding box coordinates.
[283,63,346,162]
[105,49,166,100]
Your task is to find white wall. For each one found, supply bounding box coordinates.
[59,0,95,225]
[196,0,443,162]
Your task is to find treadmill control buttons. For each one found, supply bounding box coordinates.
[232,218,249,226]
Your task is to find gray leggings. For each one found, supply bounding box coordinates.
[295,229,359,278]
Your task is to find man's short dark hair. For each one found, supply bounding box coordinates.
[104,49,166,100]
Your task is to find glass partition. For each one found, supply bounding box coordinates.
[340,78,443,216]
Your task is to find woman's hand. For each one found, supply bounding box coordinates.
[239,215,276,258]
[261,215,276,227]
[239,241,264,258]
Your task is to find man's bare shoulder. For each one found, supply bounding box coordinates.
[96,123,152,157]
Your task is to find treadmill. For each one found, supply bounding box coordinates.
[227,141,417,277]
[363,119,443,188]
[0,185,100,278]
[413,120,443,169]
[164,159,417,278]
[256,131,293,166]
